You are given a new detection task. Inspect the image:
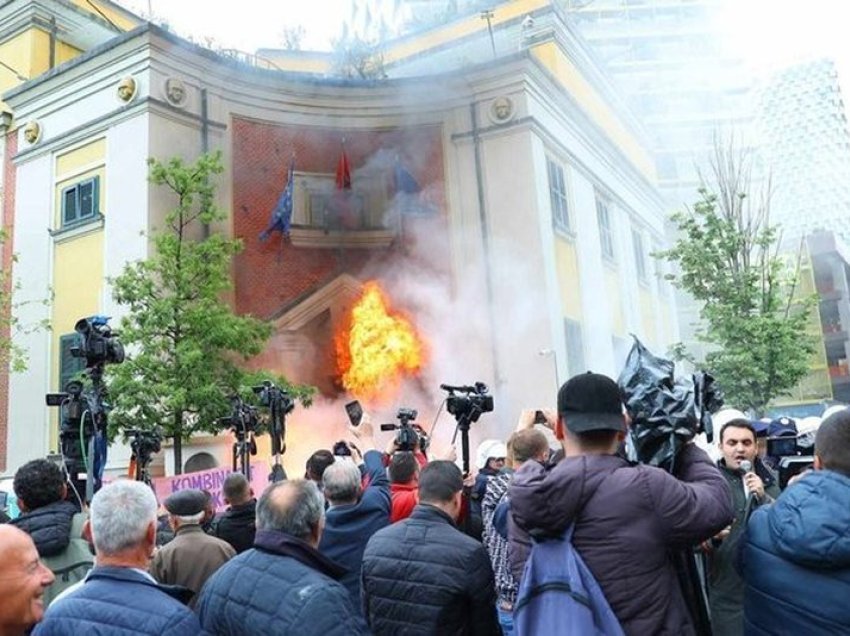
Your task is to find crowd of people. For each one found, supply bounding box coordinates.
[1,371,849,635]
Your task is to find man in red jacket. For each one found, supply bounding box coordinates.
[389,451,419,523]
[509,372,733,636]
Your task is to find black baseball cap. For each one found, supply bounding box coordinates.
[558,372,626,433]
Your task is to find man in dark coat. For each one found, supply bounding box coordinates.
[361,460,500,636]
[196,479,368,635]
[318,416,390,604]
[509,372,733,636]
[150,489,235,607]
[10,460,93,605]
[33,480,202,636]
[741,409,850,635]
[213,473,256,553]
[707,419,780,636]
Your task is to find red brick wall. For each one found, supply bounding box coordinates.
[231,118,448,320]
[0,130,18,472]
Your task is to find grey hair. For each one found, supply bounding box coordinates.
[90,480,157,555]
[256,479,324,540]
[174,511,205,526]
[322,460,362,503]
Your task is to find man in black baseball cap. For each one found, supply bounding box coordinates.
[557,371,627,435]
[509,372,732,636]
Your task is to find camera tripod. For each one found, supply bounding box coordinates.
[261,384,289,483]
[59,364,109,505]
[232,427,256,481]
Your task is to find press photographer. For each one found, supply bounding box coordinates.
[318,411,390,605]
[509,366,732,636]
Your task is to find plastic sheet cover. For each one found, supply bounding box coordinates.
[617,336,723,472]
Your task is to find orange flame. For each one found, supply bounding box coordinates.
[336,281,425,402]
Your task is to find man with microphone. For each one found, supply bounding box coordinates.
[706,417,781,636]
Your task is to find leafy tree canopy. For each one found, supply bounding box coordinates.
[108,152,314,473]
[659,144,816,415]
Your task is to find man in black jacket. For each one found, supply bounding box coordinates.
[707,418,780,636]
[214,473,256,553]
[10,460,93,605]
[361,460,500,635]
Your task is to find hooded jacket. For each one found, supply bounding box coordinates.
[11,500,94,605]
[741,470,850,635]
[509,443,732,636]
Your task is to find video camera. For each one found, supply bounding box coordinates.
[125,428,163,462]
[381,407,427,452]
[768,434,815,489]
[218,395,260,437]
[45,315,124,504]
[252,381,295,415]
[71,315,125,367]
[333,440,353,457]
[441,382,494,423]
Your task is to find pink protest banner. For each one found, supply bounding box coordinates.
[152,462,270,512]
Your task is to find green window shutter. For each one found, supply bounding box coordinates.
[59,334,85,392]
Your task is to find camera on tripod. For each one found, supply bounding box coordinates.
[442,382,494,423]
[45,315,124,504]
[252,380,295,415]
[381,407,427,452]
[126,428,163,462]
[217,396,260,436]
[71,315,125,367]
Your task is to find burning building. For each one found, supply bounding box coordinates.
[0,0,678,476]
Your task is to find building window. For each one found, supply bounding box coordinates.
[61,176,99,227]
[564,318,586,378]
[58,333,85,392]
[596,195,615,262]
[546,157,570,233]
[632,227,647,282]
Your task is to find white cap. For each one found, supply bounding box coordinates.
[822,404,848,421]
[797,416,822,436]
[476,439,508,470]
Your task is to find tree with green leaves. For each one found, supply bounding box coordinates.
[660,143,815,415]
[108,152,313,474]
[0,228,50,373]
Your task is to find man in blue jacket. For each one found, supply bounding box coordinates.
[196,479,369,635]
[318,414,390,604]
[33,480,202,636]
[741,409,850,635]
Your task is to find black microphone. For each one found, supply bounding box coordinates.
[440,383,478,393]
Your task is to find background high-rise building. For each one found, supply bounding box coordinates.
[755,58,850,246]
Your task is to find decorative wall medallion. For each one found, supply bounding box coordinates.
[23,120,41,144]
[490,96,515,123]
[117,76,138,103]
[164,77,187,107]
